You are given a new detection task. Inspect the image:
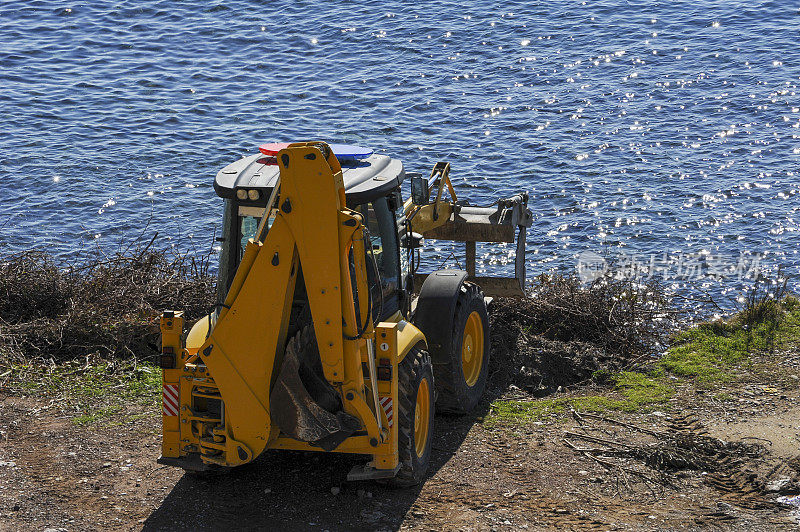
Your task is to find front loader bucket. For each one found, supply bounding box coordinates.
[416,194,532,297]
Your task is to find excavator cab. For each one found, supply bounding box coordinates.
[158,142,531,484]
[212,146,407,311]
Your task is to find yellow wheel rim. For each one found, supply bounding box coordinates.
[461,311,484,387]
[414,377,431,458]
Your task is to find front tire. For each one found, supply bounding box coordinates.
[434,282,490,414]
[390,344,435,487]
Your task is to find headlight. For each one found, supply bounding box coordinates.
[236,189,248,200]
[248,189,260,201]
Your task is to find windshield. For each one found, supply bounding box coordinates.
[357,196,400,289]
[355,195,401,319]
[239,215,260,262]
[216,202,274,303]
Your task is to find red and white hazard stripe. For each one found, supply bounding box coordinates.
[379,396,393,428]
[163,384,179,416]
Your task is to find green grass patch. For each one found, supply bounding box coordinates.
[486,370,674,425]
[613,370,674,405]
[661,296,800,382]
[713,392,735,402]
[1,360,162,426]
[72,405,125,426]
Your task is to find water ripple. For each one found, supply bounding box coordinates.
[1,0,799,307]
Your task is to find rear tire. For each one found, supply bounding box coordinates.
[389,343,435,487]
[434,282,490,414]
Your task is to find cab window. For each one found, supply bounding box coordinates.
[357,196,400,318]
[239,215,259,261]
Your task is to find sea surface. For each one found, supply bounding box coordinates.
[2,1,799,310]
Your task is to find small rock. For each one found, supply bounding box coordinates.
[766,478,793,493]
[330,487,340,495]
[101,462,112,468]
[578,470,589,475]
[588,476,604,483]
[777,494,800,509]
[264,488,271,494]
[357,489,365,497]
[12,504,20,511]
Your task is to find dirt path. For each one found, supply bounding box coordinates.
[1,389,798,531]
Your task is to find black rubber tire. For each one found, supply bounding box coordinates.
[433,282,490,414]
[388,343,435,487]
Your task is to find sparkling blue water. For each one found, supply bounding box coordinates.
[1,1,799,307]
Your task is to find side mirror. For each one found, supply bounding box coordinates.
[411,176,429,205]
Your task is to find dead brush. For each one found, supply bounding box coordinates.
[488,273,677,391]
[0,235,216,368]
[1,244,675,393]
[0,250,74,324]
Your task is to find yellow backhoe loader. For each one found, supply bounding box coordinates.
[158,142,531,484]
